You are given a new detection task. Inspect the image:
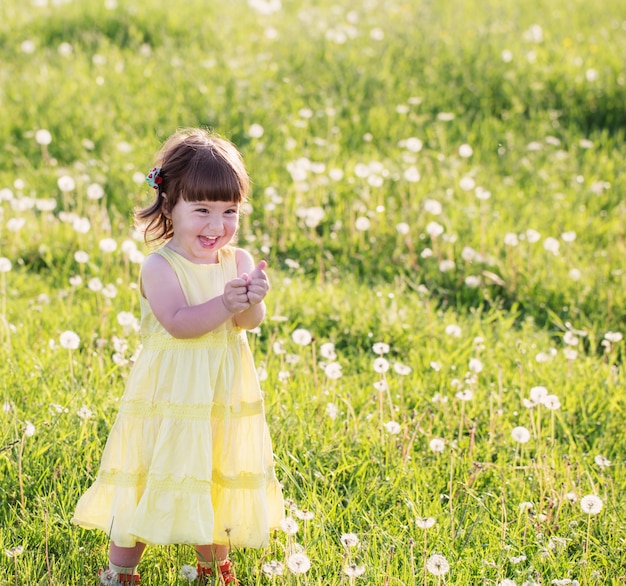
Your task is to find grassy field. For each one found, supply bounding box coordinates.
[1,0,625,584]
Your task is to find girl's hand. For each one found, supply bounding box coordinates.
[243,261,269,305]
[222,277,250,313]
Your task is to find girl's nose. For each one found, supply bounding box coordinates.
[206,215,223,231]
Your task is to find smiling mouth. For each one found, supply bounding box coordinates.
[198,235,220,247]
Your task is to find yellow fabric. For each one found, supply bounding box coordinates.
[72,246,284,548]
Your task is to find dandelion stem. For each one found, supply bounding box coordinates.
[44,507,53,586]
[449,449,455,539]
[311,340,319,400]
[458,401,465,445]
[1,272,10,349]
[68,349,74,380]
[18,433,26,510]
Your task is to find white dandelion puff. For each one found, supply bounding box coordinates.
[580,494,603,515]
[372,357,389,374]
[291,328,313,346]
[416,516,436,529]
[262,560,284,577]
[280,516,299,536]
[340,533,360,548]
[594,455,611,469]
[59,330,80,350]
[344,564,366,578]
[429,438,445,453]
[511,426,531,444]
[179,565,198,581]
[425,554,450,576]
[384,421,401,435]
[286,552,311,574]
[372,342,390,355]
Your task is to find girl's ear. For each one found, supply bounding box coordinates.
[161,193,171,218]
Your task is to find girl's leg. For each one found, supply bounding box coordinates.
[109,541,146,586]
[108,541,146,574]
[194,543,229,565]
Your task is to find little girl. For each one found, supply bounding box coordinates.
[72,128,284,585]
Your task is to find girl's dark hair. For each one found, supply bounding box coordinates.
[136,128,250,242]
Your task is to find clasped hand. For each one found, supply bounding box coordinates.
[222,260,269,314]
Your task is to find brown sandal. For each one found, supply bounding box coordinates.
[197,560,240,585]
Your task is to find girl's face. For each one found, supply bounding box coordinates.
[165,197,240,263]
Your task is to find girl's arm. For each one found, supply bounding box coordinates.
[234,248,268,330]
[141,253,250,339]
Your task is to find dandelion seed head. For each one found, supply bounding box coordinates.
[35,129,52,145]
[323,362,343,380]
[416,516,436,529]
[468,358,483,373]
[423,199,442,215]
[405,137,423,152]
[99,238,118,253]
[404,166,421,182]
[594,455,611,469]
[529,386,548,402]
[373,357,390,373]
[604,331,623,343]
[425,554,450,576]
[5,546,24,558]
[320,342,337,360]
[286,552,310,574]
[525,229,541,243]
[580,494,603,515]
[426,221,444,238]
[77,405,93,420]
[294,509,314,521]
[59,330,80,350]
[445,324,462,338]
[340,533,360,548]
[0,257,12,273]
[564,491,577,503]
[248,123,264,138]
[429,438,445,453]
[57,175,76,192]
[344,564,366,578]
[372,342,390,355]
[86,183,105,200]
[541,394,561,410]
[384,421,401,435]
[262,560,284,577]
[511,426,531,444]
[396,221,410,234]
[455,389,474,401]
[393,362,411,375]
[280,516,299,536]
[179,565,198,581]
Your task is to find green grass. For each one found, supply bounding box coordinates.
[1,0,625,584]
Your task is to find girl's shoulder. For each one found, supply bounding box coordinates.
[233,246,254,264]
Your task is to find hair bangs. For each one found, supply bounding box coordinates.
[181,157,245,203]
[180,143,250,203]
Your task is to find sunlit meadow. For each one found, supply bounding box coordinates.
[1,0,625,584]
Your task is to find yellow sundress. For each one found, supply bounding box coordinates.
[72,246,284,548]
